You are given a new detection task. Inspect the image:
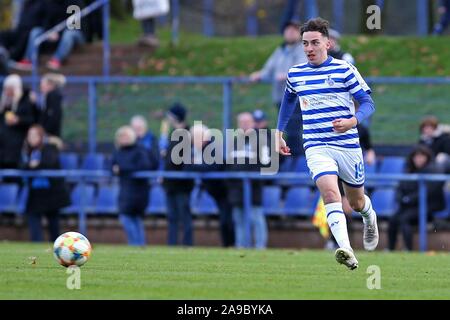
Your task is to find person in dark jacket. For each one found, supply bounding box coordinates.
[388,145,446,251]
[112,126,156,246]
[227,112,268,249]
[33,73,66,137]
[186,123,235,247]
[418,116,450,171]
[130,115,159,169]
[13,0,88,71]
[0,74,35,170]
[22,124,70,242]
[162,103,195,246]
[0,0,46,62]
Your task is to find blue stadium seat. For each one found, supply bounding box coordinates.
[0,184,20,213]
[295,156,309,173]
[146,184,167,215]
[364,161,377,175]
[81,153,105,171]
[279,156,295,172]
[190,187,218,215]
[378,156,406,174]
[94,184,119,214]
[283,186,315,216]
[371,188,398,218]
[262,186,282,216]
[434,189,450,219]
[59,153,79,170]
[62,184,96,215]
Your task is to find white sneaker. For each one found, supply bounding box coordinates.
[335,248,358,270]
[363,214,379,251]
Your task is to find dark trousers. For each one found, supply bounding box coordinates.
[214,195,235,247]
[388,208,419,251]
[119,214,146,246]
[166,192,193,246]
[141,18,155,36]
[0,29,30,61]
[27,212,60,242]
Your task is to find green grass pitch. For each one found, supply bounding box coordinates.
[1,242,449,300]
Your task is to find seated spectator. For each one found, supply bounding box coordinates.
[388,145,445,251]
[130,115,159,167]
[112,126,157,246]
[0,74,35,170]
[227,112,268,249]
[33,73,66,138]
[0,0,46,64]
[12,0,87,71]
[21,124,70,242]
[418,116,450,171]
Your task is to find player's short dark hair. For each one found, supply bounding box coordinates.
[300,17,330,38]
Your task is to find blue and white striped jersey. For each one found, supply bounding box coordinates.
[286,56,371,151]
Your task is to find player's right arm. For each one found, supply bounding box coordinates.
[276,74,298,155]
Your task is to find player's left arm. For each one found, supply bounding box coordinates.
[333,64,375,133]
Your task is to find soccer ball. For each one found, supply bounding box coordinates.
[53,232,92,267]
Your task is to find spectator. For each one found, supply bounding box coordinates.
[162,103,195,246]
[132,0,170,47]
[328,28,355,64]
[433,0,450,35]
[250,20,307,158]
[0,46,8,76]
[0,74,35,170]
[0,0,46,63]
[34,73,66,138]
[22,124,70,242]
[112,126,156,246]
[418,116,450,171]
[13,0,87,71]
[186,123,235,247]
[130,115,159,168]
[388,145,445,251]
[227,112,268,249]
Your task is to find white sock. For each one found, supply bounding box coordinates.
[325,202,351,250]
[359,195,376,225]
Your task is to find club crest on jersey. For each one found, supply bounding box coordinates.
[326,75,335,86]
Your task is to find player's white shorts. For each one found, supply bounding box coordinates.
[305,145,365,188]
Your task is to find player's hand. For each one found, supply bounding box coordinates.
[275,130,291,155]
[249,71,262,82]
[332,117,357,133]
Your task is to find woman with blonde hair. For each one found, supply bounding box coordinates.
[0,74,35,169]
[112,126,158,246]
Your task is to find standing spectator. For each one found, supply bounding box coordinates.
[130,115,159,168]
[162,103,195,246]
[388,145,445,251]
[13,0,88,71]
[186,124,235,247]
[227,112,268,249]
[433,0,450,35]
[112,126,156,246]
[250,20,307,158]
[132,0,170,47]
[418,116,450,171]
[22,125,70,242]
[328,28,355,64]
[34,73,66,138]
[0,0,46,63]
[0,74,35,170]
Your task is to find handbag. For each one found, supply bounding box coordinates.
[132,0,170,20]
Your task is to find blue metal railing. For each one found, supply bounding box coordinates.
[31,0,110,83]
[0,169,448,251]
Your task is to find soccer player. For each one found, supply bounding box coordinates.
[275,17,378,270]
